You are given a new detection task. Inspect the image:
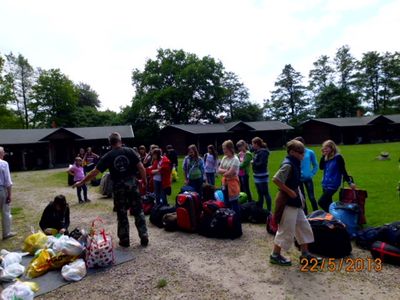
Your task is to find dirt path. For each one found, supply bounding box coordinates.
[4,170,400,299]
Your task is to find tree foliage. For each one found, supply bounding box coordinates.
[30,69,78,127]
[76,82,101,108]
[265,64,309,126]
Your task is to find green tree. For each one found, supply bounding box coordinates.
[76,82,101,108]
[70,106,120,127]
[30,69,78,127]
[131,48,228,124]
[229,102,264,122]
[221,71,249,120]
[315,83,359,118]
[5,53,35,128]
[334,45,356,89]
[379,52,400,113]
[309,55,334,93]
[265,64,309,126]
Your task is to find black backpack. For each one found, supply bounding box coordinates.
[380,221,400,247]
[355,226,385,250]
[307,210,352,258]
[150,204,176,228]
[240,202,268,224]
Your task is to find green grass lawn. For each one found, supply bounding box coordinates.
[170,142,400,227]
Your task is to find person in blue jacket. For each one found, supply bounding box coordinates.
[318,140,356,212]
[294,137,318,214]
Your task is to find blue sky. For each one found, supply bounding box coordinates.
[1,0,399,111]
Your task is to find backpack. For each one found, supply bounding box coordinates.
[339,188,367,224]
[162,213,178,232]
[100,172,113,198]
[202,183,216,201]
[150,204,176,228]
[202,200,225,216]
[199,208,242,239]
[176,192,202,232]
[307,210,352,258]
[240,202,268,224]
[371,241,400,266]
[266,213,278,235]
[329,202,359,238]
[142,193,156,215]
[180,185,196,193]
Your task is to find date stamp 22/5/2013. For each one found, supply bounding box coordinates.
[300,257,382,272]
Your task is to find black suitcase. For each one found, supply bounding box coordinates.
[240,202,268,224]
[199,208,242,239]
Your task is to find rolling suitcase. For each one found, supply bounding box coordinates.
[176,192,201,232]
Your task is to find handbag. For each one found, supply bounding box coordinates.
[86,218,115,268]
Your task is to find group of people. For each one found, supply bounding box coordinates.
[0,132,356,268]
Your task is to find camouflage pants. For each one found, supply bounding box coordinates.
[113,185,147,243]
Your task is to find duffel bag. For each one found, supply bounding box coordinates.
[380,221,400,248]
[162,212,178,232]
[329,202,359,238]
[371,241,400,266]
[150,204,176,228]
[355,226,385,250]
[240,202,268,224]
[307,210,352,258]
[199,208,242,240]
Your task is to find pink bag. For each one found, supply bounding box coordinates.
[86,218,115,268]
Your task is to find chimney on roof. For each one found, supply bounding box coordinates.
[51,120,57,128]
[219,115,224,124]
[356,109,364,118]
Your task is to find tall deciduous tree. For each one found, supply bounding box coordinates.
[309,55,334,92]
[334,45,356,89]
[221,71,249,120]
[76,82,101,108]
[5,53,35,128]
[265,64,309,126]
[30,69,78,127]
[131,48,229,124]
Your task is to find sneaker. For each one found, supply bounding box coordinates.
[140,235,149,247]
[300,254,323,265]
[119,240,130,248]
[3,232,17,240]
[270,254,292,266]
[85,199,91,203]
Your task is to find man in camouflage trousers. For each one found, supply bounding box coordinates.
[74,132,149,247]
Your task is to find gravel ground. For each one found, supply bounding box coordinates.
[2,170,400,300]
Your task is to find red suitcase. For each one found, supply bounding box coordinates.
[176,192,201,232]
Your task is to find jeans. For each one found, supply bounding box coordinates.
[77,183,88,202]
[189,178,203,199]
[239,174,252,202]
[318,188,337,212]
[206,172,216,186]
[0,188,12,238]
[227,199,241,218]
[255,182,272,211]
[154,180,167,205]
[300,179,318,215]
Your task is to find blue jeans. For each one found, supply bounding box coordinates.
[239,174,252,202]
[154,180,166,205]
[206,172,216,186]
[255,182,272,211]
[76,182,88,202]
[222,186,241,218]
[318,188,337,212]
[300,179,318,215]
[188,178,203,199]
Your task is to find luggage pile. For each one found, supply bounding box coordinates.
[149,186,242,240]
[356,221,400,266]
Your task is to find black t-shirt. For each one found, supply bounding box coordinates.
[96,147,140,183]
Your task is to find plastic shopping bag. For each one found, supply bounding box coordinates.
[61,259,87,282]
[1,281,34,300]
[0,249,29,267]
[86,218,114,268]
[51,235,84,256]
[22,231,48,255]
[0,263,25,281]
[171,167,178,182]
[26,249,52,278]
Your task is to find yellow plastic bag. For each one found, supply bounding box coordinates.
[171,167,178,182]
[22,232,48,255]
[26,249,52,278]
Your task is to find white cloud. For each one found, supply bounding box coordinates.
[0,0,398,111]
